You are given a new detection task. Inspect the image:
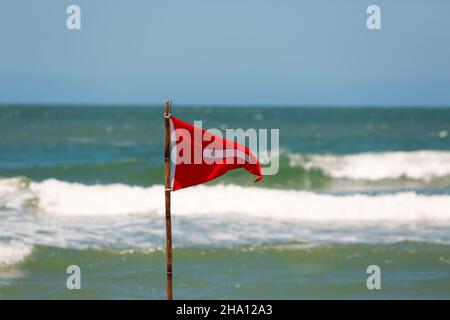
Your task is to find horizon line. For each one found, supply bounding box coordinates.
[2,102,450,109]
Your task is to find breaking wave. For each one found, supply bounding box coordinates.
[288,150,450,181]
[0,243,33,267]
[1,177,450,223]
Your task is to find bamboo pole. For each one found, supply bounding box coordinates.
[164,100,173,300]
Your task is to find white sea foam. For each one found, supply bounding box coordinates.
[0,243,33,267]
[288,150,450,181]
[2,178,450,247]
[1,177,450,222]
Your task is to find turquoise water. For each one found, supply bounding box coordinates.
[1,106,450,299]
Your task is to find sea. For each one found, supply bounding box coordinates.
[0,105,449,299]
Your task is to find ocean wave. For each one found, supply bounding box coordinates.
[0,243,33,267]
[1,177,450,222]
[288,150,450,181]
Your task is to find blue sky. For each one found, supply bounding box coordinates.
[1,0,449,106]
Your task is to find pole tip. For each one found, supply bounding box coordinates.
[165,100,172,117]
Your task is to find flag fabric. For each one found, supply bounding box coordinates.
[169,115,263,191]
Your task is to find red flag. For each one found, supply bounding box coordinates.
[169,115,263,191]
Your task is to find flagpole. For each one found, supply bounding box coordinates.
[164,100,173,300]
